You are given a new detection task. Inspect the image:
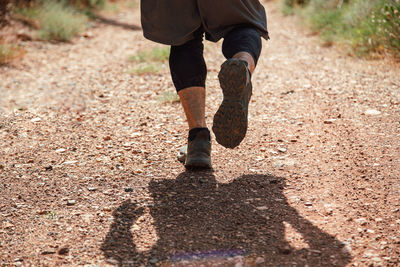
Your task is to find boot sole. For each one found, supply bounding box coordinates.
[212,59,250,149]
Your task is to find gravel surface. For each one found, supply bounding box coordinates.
[1,1,399,266]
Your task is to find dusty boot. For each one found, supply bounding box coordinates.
[180,128,212,169]
[212,58,252,148]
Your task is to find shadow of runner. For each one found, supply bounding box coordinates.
[101,172,352,266]
[101,201,145,265]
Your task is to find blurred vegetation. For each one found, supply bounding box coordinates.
[0,42,25,65]
[16,1,88,41]
[129,47,170,63]
[0,0,137,64]
[283,0,400,58]
[2,0,132,43]
[129,62,163,75]
[128,46,170,75]
[158,91,180,104]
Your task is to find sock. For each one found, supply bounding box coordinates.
[188,127,210,141]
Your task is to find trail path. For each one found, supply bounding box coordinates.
[1,1,399,266]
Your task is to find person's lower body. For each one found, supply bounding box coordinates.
[170,26,262,169]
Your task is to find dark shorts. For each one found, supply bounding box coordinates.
[169,26,262,92]
[140,0,269,46]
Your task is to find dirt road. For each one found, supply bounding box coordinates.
[1,1,399,266]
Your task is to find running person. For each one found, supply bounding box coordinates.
[140,0,269,169]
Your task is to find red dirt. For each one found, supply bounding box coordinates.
[0,1,399,266]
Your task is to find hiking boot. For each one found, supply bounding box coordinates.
[178,128,212,169]
[212,58,252,148]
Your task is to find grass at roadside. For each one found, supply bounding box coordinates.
[129,47,170,63]
[128,46,178,103]
[129,62,163,75]
[16,1,88,42]
[283,0,400,58]
[1,0,136,65]
[0,43,25,65]
[128,47,170,75]
[158,91,180,104]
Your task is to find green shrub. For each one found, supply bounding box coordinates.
[15,1,88,42]
[353,0,400,56]
[15,3,42,28]
[37,1,88,41]
[283,0,400,57]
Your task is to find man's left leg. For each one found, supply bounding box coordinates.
[177,86,206,130]
[169,29,212,169]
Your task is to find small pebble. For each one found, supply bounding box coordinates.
[278,245,292,255]
[124,187,133,192]
[365,109,381,115]
[45,165,53,171]
[106,258,119,265]
[325,208,333,215]
[58,246,70,255]
[199,178,207,184]
[149,258,158,264]
[309,249,322,254]
[255,257,265,264]
[277,147,287,153]
[324,119,336,124]
[41,249,56,255]
[67,200,76,206]
[130,132,142,137]
[355,218,367,226]
[63,160,78,165]
[30,117,41,122]
[3,221,13,228]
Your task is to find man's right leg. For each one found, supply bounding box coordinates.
[169,29,211,169]
[212,27,262,148]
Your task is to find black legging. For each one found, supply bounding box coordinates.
[169,26,262,92]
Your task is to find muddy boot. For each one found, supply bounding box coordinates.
[212,58,252,148]
[179,128,212,169]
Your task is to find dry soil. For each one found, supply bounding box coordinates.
[0,1,399,266]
